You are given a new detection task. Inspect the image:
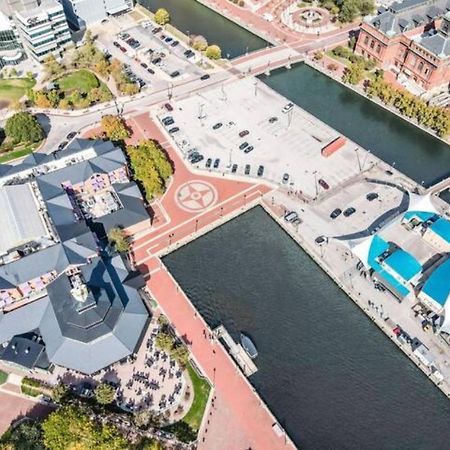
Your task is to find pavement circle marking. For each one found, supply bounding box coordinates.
[175,180,218,212]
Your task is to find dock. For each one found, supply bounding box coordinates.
[213,325,258,377]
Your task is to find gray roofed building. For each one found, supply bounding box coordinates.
[417,30,450,56]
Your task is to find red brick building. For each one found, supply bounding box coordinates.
[355,0,450,92]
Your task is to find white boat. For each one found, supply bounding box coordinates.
[240,332,258,359]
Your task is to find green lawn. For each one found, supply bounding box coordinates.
[57,69,102,94]
[0,141,41,164]
[182,363,211,431]
[325,51,351,67]
[0,370,8,385]
[163,361,211,442]
[0,78,36,105]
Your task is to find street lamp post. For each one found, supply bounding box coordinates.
[313,170,318,197]
[195,219,199,233]
[355,147,362,172]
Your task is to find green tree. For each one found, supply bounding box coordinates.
[51,383,68,403]
[26,71,35,80]
[2,421,45,450]
[154,8,170,25]
[94,383,115,405]
[359,0,374,16]
[5,112,43,144]
[9,68,18,78]
[42,405,128,450]
[342,61,365,85]
[101,115,130,140]
[205,44,222,60]
[43,54,64,78]
[47,90,60,108]
[339,0,360,22]
[108,227,130,253]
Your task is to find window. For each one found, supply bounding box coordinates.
[370,40,375,49]
[364,36,369,45]
[376,44,381,53]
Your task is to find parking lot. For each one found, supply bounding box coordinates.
[158,78,378,198]
[95,17,208,90]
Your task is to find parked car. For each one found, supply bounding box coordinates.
[318,178,329,190]
[205,158,212,168]
[162,117,174,126]
[152,27,162,34]
[282,173,289,184]
[66,131,77,139]
[164,103,173,111]
[231,164,238,173]
[168,127,180,134]
[200,74,210,80]
[257,165,264,177]
[366,192,379,201]
[343,207,356,217]
[244,164,251,175]
[212,122,223,130]
[58,141,68,151]
[189,153,204,163]
[284,211,298,222]
[171,40,179,47]
[269,116,278,123]
[140,62,148,69]
[244,145,254,154]
[152,57,161,65]
[213,158,220,169]
[315,236,327,245]
[330,208,342,219]
[165,37,173,43]
[282,102,294,113]
[147,68,155,74]
[170,71,180,78]
[113,41,120,47]
[239,142,249,150]
[239,130,249,138]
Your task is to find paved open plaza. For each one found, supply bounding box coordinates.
[160,77,378,198]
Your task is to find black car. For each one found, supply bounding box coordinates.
[168,127,179,134]
[147,68,155,74]
[66,131,77,140]
[152,57,161,65]
[257,165,264,177]
[231,164,238,173]
[152,27,162,34]
[170,71,180,78]
[330,208,342,219]
[140,62,148,69]
[315,236,326,245]
[205,158,212,168]
[190,154,204,164]
[244,164,250,175]
[366,192,379,201]
[318,178,329,190]
[58,141,68,151]
[213,159,220,169]
[343,207,356,217]
[212,122,222,130]
[162,117,174,126]
[171,40,179,47]
[239,142,249,150]
[164,103,173,111]
[113,41,120,47]
[183,49,191,56]
[244,145,254,154]
[200,74,210,80]
[269,116,278,123]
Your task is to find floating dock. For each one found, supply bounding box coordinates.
[214,325,258,377]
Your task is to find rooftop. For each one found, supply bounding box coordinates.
[422,258,450,305]
[429,217,450,242]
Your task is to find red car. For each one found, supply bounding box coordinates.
[318,178,329,190]
[239,130,249,138]
[164,103,173,111]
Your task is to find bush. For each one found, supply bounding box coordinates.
[238,0,245,5]
[205,45,222,60]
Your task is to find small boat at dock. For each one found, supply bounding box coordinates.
[240,332,258,359]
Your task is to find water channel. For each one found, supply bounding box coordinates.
[140,0,450,186]
[164,207,450,449]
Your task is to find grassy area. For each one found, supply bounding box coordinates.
[0,141,41,164]
[325,50,350,67]
[0,370,8,385]
[0,78,35,105]
[21,385,41,397]
[57,69,102,94]
[183,363,211,431]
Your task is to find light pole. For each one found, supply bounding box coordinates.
[313,170,318,197]
[195,219,199,233]
[355,148,362,172]
[361,149,370,171]
[254,79,258,97]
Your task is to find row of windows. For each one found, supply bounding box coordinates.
[363,35,382,54]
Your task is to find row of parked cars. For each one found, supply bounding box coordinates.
[329,192,379,219]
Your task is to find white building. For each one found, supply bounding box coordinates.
[59,0,133,29]
[14,0,72,62]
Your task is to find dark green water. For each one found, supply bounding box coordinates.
[164,207,450,449]
[138,0,267,58]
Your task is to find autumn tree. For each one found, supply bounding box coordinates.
[101,115,130,140]
[205,44,222,60]
[154,8,170,25]
[94,383,115,405]
[108,227,130,253]
[191,35,208,51]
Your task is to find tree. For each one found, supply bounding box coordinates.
[205,45,222,60]
[26,71,35,81]
[154,8,170,25]
[101,115,130,140]
[191,35,208,51]
[94,59,111,78]
[108,227,130,253]
[42,405,128,450]
[339,0,360,22]
[359,0,374,16]
[34,91,52,108]
[51,383,68,403]
[342,62,365,85]
[9,68,18,78]
[1,421,45,450]
[94,382,115,405]
[5,112,43,144]
[43,54,64,78]
[47,90,60,108]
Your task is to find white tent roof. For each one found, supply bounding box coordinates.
[407,192,438,215]
[347,236,375,268]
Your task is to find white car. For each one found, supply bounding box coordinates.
[282,102,294,113]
